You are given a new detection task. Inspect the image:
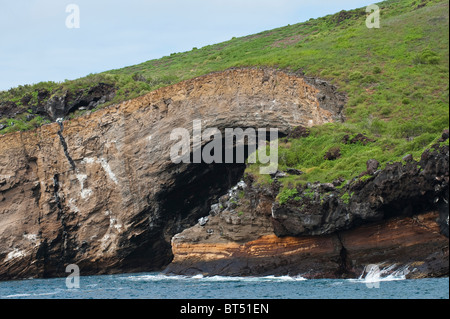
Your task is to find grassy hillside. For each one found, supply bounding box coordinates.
[1,0,448,187]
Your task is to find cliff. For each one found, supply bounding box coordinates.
[165,143,449,278]
[1,67,447,281]
[167,214,447,278]
[0,68,345,280]
[1,0,448,282]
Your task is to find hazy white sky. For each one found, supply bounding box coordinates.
[0,0,375,91]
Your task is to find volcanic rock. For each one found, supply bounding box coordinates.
[0,68,345,280]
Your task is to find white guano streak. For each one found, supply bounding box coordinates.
[82,157,119,185]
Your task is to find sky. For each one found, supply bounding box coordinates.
[0,0,376,91]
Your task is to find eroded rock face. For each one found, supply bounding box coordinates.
[165,146,449,278]
[0,68,344,280]
[0,84,116,127]
[166,213,448,278]
[272,145,449,237]
[41,83,116,120]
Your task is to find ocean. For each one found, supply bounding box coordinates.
[0,272,448,300]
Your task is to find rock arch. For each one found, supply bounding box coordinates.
[0,68,345,279]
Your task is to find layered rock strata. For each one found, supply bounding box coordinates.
[167,213,447,278]
[0,68,345,280]
[165,145,449,278]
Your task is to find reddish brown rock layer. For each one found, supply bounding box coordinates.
[166,145,449,279]
[0,68,345,280]
[166,212,448,278]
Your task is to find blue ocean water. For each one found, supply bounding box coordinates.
[0,273,448,299]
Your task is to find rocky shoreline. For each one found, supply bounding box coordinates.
[0,68,345,281]
[0,68,447,281]
[165,141,449,279]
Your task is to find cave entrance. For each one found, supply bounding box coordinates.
[161,160,246,239]
[158,130,282,262]
[120,128,284,273]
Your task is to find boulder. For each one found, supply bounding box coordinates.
[366,159,380,174]
[286,168,304,175]
[324,147,341,160]
[402,154,414,162]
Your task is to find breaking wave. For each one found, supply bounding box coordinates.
[121,273,307,282]
[350,263,411,284]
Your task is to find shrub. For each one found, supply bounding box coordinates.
[363,75,377,84]
[278,188,299,205]
[413,49,440,65]
[349,71,363,81]
[412,91,424,100]
[341,192,351,204]
[132,73,147,82]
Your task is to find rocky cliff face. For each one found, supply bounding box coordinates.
[0,83,116,131]
[271,145,449,237]
[167,213,447,278]
[0,68,345,280]
[165,144,449,279]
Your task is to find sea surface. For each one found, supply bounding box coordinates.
[0,272,448,299]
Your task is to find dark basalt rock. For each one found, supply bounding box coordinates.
[366,159,380,175]
[0,101,24,118]
[324,146,341,160]
[342,133,375,146]
[40,83,116,120]
[272,145,449,238]
[402,154,414,162]
[167,152,449,278]
[439,129,449,143]
[286,126,311,139]
[1,84,117,124]
[286,168,304,175]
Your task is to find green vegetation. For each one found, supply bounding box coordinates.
[277,188,299,205]
[341,192,352,204]
[1,0,448,189]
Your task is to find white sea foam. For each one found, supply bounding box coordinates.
[4,293,32,298]
[122,274,188,282]
[3,290,61,298]
[350,263,410,284]
[262,275,307,281]
[121,273,307,282]
[34,291,60,297]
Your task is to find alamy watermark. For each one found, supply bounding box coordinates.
[66,4,80,29]
[366,4,380,29]
[170,120,279,174]
[65,264,80,289]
